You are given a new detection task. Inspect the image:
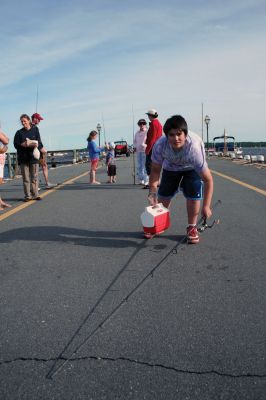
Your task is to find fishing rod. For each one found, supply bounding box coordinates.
[46,238,148,379]
[132,105,136,185]
[47,199,221,379]
[102,112,107,144]
[35,85,39,112]
[172,199,221,254]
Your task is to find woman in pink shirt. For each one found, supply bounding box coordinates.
[133,119,148,186]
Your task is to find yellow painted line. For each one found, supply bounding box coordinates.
[0,171,89,222]
[211,169,266,196]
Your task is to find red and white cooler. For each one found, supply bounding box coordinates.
[141,203,170,238]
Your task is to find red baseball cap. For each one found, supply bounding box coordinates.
[31,113,44,121]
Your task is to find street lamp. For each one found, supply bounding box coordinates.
[96,123,101,147]
[204,115,210,156]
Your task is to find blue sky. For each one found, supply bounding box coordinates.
[0,0,265,150]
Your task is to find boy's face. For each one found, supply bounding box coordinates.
[32,117,41,125]
[167,129,186,150]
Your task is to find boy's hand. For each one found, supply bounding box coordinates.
[201,205,212,220]
[148,192,157,206]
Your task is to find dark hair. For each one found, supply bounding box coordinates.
[20,114,32,128]
[20,114,31,122]
[138,119,147,126]
[87,130,98,142]
[163,115,188,136]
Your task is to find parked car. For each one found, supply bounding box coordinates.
[114,141,130,157]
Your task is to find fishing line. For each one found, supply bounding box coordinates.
[47,200,221,379]
[172,199,221,253]
[46,237,148,379]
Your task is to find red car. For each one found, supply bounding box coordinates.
[114,141,130,157]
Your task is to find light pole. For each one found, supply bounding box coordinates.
[96,123,101,147]
[204,115,210,156]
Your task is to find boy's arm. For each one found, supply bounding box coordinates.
[148,162,162,205]
[149,162,161,192]
[199,167,213,219]
[35,126,44,150]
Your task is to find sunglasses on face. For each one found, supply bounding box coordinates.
[138,123,146,126]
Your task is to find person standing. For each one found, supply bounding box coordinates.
[144,109,163,188]
[14,114,44,201]
[0,129,11,210]
[31,113,57,189]
[106,142,117,183]
[87,130,103,184]
[148,115,213,244]
[133,119,148,186]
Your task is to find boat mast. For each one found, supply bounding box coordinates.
[101,112,107,143]
[223,129,228,154]
[35,85,39,112]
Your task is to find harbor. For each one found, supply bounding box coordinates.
[0,156,265,399]
[1,0,266,398]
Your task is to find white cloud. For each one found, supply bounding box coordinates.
[1,1,266,148]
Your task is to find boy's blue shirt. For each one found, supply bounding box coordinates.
[106,149,115,165]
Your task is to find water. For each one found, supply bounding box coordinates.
[3,148,266,178]
[241,147,266,157]
[3,151,85,179]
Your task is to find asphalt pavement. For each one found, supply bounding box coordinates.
[0,156,265,399]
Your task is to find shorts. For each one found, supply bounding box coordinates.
[91,159,99,171]
[107,164,116,176]
[158,169,203,200]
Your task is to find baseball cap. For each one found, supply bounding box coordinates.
[146,109,158,117]
[31,113,44,121]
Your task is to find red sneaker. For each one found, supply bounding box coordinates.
[187,226,199,244]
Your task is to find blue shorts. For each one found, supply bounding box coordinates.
[158,169,203,200]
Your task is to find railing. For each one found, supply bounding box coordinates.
[5,148,88,179]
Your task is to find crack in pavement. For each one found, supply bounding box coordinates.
[1,355,266,379]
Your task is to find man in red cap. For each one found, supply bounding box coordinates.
[31,113,57,189]
[144,109,163,188]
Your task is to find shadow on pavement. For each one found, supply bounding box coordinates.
[0,226,146,248]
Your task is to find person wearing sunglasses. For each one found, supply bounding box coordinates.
[148,115,213,244]
[133,119,148,186]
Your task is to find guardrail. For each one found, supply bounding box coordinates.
[5,148,89,179]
